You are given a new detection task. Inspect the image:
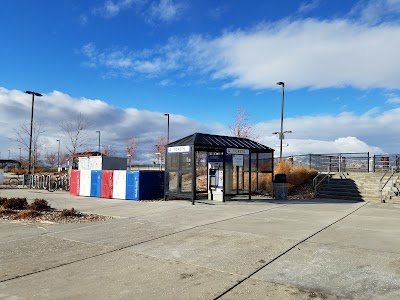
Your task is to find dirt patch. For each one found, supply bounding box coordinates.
[0,198,112,224]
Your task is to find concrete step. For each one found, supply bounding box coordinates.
[318,171,400,202]
[318,192,363,201]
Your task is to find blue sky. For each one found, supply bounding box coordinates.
[1,0,400,162]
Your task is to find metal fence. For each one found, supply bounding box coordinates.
[277,153,400,173]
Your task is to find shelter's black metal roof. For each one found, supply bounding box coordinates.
[167,133,274,153]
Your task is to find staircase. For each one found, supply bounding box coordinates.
[383,174,400,203]
[317,172,400,203]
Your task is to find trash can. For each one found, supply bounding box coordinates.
[274,173,288,200]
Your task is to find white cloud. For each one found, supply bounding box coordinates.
[349,0,400,24]
[282,137,384,156]
[159,79,172,86]
[208,6,226,20]
[386,93,400,103]
[254,107,400,155]
[0,87,214,163]
[80,16,400,90]
[80,39,183,76]
[93,0,136,18]
[148,0,183,22]
[1,86,398,164]
[298,0,320,14]
[91,0,184,24]
[186,19,400,90]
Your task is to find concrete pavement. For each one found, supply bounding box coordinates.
[0,188,399,299]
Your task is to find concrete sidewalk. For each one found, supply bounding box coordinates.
[0,189,400,299]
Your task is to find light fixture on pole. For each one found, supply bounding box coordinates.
[25,91,42,174]
[56,139,61,171]
[164,113,170,144]
[96,131,101,155]
[275,82,291,160]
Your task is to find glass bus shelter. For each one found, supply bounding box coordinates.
[164,133,275,205]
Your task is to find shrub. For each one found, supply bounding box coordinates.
[60,208,77,217]
[274,160,292,175]
[0,208,16,215]
[29,199,51,211]
[2,198,28,210]
[14,210,42,219]
[273,161,317,194]
[0,197,7,207]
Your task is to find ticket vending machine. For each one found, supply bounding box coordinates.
[208,155,224,201]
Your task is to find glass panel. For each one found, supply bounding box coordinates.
[251,153,257,171]
[258,173,272,194]
[258,153,273,172]
[243,154,250,172]
[181,173,193,193]
[168,172,177,193]
[225,155,233,194]
[243,171,250,192]
[167,154,179,170]
[196,151,207,192]
[180,153,192,171]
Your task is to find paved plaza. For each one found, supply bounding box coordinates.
[1,188,399,299]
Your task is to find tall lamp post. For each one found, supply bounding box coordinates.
[164,113,170,144]
[275,82,291,161]
[56,139,61,171]
[25,91,42,174]
[96,130,101,155]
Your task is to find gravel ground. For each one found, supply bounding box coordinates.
[0,208,113,224]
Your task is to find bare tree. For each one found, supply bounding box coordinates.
[45,152,57,168]
[60,113,90,156]
[127,136,139,169]
[102,144,116,156]
[154,134,166,170]
[229,107,255,139]
[59,152,70,168]
[12,121,46,171]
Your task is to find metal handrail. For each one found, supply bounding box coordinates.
[379,166,395,203]
[313,166,332,192]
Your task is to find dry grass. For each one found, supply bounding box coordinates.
[1,198,110,223]
[274,160,318,194]
[174,160,317,198]
[60,208,79,217]
[244,160,317,196]
[1,197,28,210]
[14,210,42,219]
[14,169,27,175]
[29,199,51,211]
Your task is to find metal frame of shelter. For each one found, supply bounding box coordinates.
[164,133,275,205]
[0,160,22,173]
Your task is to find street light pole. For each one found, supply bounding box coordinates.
[164,113,170,144]
[56,139,60,171]
[25,91,42,174]
[277,82,285,161]
[96,131,101,155]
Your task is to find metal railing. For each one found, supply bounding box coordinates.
[313,166,332,192]
[379,166,396,203]
[279,153,400,173]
